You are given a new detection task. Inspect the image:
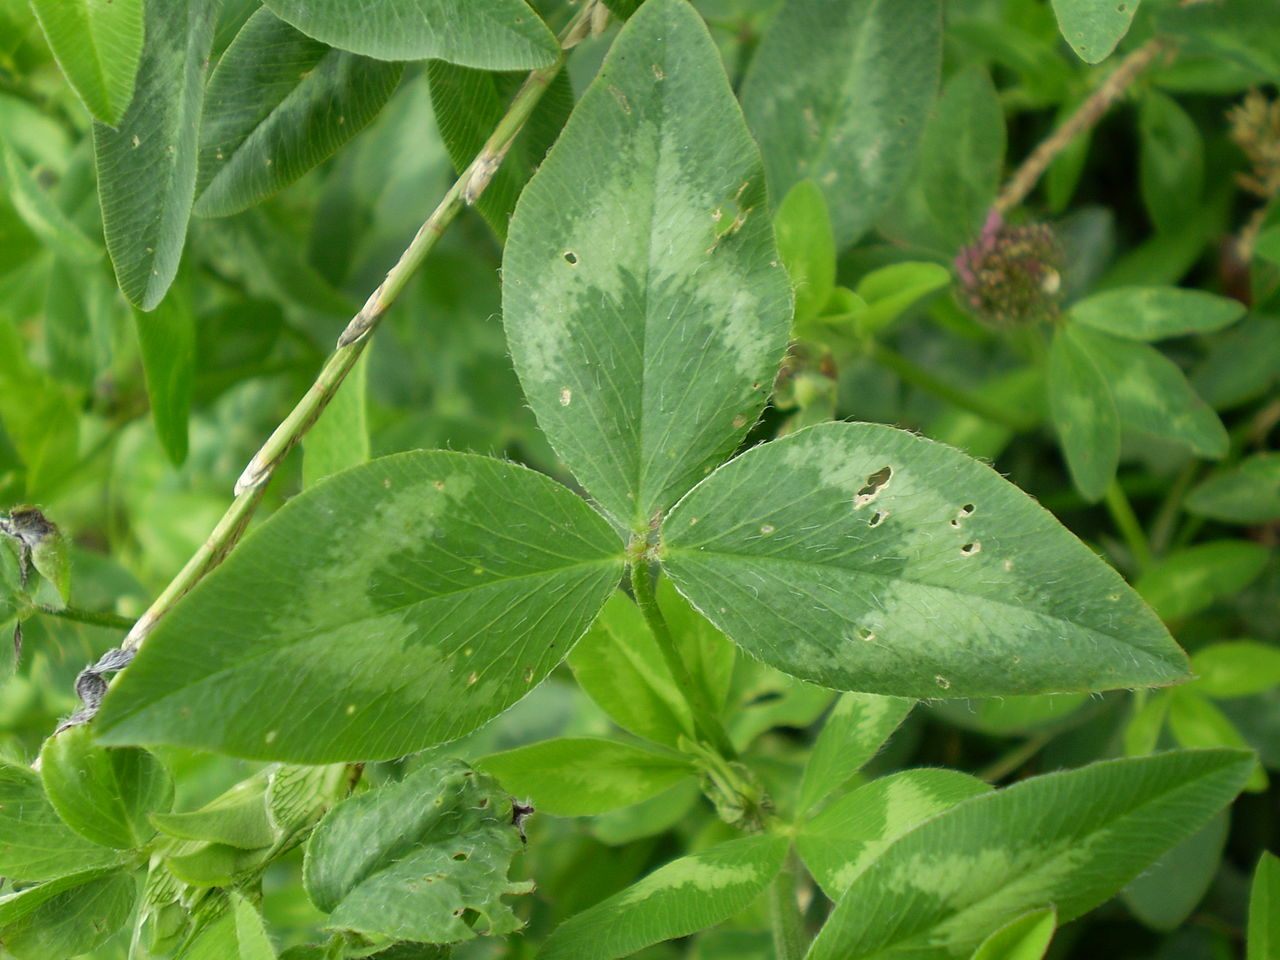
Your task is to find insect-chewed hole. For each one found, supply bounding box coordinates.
[452,852,469,861]
[935,675,951,689]
[868,510,888,528]
[960,541,982,556]
[563,251,578,264]
[958,503,976,517]
[856,626,876,642]
[858,466,892,498]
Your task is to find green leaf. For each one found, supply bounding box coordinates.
[569,590,698,746]
[797,769,991,900]
[741,0,942,248]
[660,422,1188,699]
[1191,641,1280,699]
[602,0,643,18]
[427,61,573,240]
[195,8,405,218]
[1167,691,1266,791]
[96,451,624,762]
[304,758,533,942]
[1154,0,1280,82]
[479,737,694,816]
[44,258,114,388]
[38,726,172,850]
[0,321,80,498]
[231,891,278,960]
[1192,313,1280,410]
[1050,0,1140,64]
[302,348,370,488]
[135,283,195,465]
[0,137,101,264]
[569,582,735,747]
[1123,811,1229,930]
[850,262,951,338]
[0,761,122,882]
[1136,540,1269,622]
[149,771,277,849]
[176,891,280,960]
[503,0,792,530]
[539,835,789,960]
[798,694,914,816]
[165,842,274,887]
[917,65,1005,249]
[94,0,219,309]
[1186,454,1280,524]
[1138,91,1204,236]
[806,750,1254,960]
[29,0,144,125]
[775,179,836,323]
[1069,287,1245,341]
[1047,322,1120,502]
[1249,852,1280,960]
[261,0,559,68]
[0,868,136,960]
[1069,323,1228,458]
[1124,692,1170,756]
[591,779,700,846]
[727,658,835,750]
[969,907,1056,960]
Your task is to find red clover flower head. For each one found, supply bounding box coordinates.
[955,211,1064,329]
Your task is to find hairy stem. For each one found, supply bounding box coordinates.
[768,849,809,960]
[36,604,136,631]
[121,4,602,652]
[629,552,737,760]
[996,37,1170,213]
[871,342,1034,430]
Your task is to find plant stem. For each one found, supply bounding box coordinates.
[629,554,737,760]
[1149,460,1200,557]
[1104,479,1154,573]
[120,4,602,653]
[996,37,1170,213]
[977,730,1053,783]
[36,605,136,631]
[768,848,808,960]
[870,342,1033,430]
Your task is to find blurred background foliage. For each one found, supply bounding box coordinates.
[0,0,1277,957]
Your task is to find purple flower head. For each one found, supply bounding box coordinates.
[954,212,1063,329]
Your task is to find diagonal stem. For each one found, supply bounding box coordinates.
[121,3,603,652]
[996,37,1170,213]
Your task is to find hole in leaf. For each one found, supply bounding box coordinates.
[858,466,892,497]
[958,503,975,516]
[868,511,887,528]
[960,542,982,556]
[563,251,578,264]
[856,626,876,642]
[935,675,951,690]
[452,852,468,861]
